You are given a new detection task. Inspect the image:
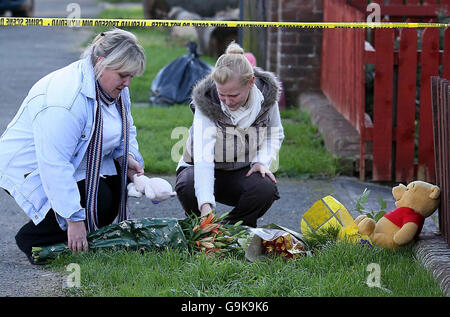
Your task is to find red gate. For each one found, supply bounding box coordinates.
[321,0,450,183]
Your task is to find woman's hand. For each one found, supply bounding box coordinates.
[67,220,88,252]
[246,163,277,184]
[200,203,213,217]
[127,154,144,179]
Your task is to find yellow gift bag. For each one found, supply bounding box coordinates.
[300,196,372,245]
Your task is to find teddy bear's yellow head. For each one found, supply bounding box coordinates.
[392,181,440,218]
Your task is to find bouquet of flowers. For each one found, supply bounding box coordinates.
[261,233,307,259]
[31,217,188,264]
[178,211,249,257]
[244,224,309,261]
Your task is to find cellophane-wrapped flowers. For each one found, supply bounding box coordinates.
[244,225,309,261]
[179,211,248,257]
[261,233,306,259]
[31,218,187,264]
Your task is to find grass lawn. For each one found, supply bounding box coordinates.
[52,241,442,297]
[91,7,339,177]
[132,106,339,177]
[45,7,443,299]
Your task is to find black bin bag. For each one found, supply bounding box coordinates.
[149,42,213,105]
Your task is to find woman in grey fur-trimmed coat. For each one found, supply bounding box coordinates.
[175,42,284,227]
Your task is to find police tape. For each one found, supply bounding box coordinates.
[0,17,448,28]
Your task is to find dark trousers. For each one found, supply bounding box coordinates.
[15,175,121,257]
[175,166,280,228]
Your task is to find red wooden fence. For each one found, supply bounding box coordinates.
[431,76,450,244]
[321,0,450,183]
[349,0,450,22]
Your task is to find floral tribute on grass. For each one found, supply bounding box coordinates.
[244,224,309,261]
[261,233,307,259]
[178,211,249,257]
[31,212,249,264]
[31,194,378,264]
[32,218,188,264]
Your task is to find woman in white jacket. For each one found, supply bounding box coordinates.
[175,42,284,227]
[0,29,146,263]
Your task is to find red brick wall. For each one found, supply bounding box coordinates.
[265,0,323,106]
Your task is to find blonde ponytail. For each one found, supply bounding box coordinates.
[225,42,244,55]
[212,41,253,85]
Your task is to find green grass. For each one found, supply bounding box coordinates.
[132,105,193,174]
[277,109,339,177]
[93,7,216,103]
[49,7,443,298]
[132,106,339,177]
[51,241,442,297]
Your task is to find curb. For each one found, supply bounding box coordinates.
[414,234,450,297]
[298,92,363,175]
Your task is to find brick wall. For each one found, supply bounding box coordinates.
[247,0,324,107]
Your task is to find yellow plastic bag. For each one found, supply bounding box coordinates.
[300,196,371,245]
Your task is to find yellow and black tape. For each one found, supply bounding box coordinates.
[0,17,448,28]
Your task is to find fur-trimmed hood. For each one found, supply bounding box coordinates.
[191,67,281,122]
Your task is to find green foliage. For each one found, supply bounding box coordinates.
[301,225,341,251]
[277,109,339,177]
[355,188,387,221]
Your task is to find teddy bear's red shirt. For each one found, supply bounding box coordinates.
[384,207,425,237]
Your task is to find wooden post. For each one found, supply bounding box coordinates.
[417,27,440,183]
[395,27,417,182]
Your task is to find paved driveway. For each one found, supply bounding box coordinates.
[0,0,101,297]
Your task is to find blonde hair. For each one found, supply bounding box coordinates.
[211,42,254,85]
[81,28,146,78]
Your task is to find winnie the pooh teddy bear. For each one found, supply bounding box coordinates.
[355,181,440,249]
